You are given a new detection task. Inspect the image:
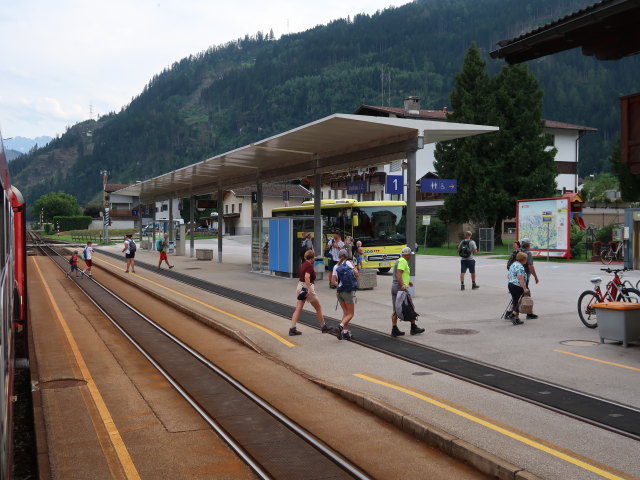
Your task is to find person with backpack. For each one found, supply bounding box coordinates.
[157,232,174,270]
[82,241,94,278]
[122,234,136,273]
[457,230,478,291]
[332,249,358,340]
[67,250,81,278]
[390,247,425,337]
[300,232,314,261]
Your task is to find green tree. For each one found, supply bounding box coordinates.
[610,140,640,201]
[31,191,82,222]
[435,47,557,244]
[434,44,493,227]
[580,172,619,202]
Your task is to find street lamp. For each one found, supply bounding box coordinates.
[101,170,109,243]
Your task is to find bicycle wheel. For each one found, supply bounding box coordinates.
[618,287,640,303]
[600,248,613,264]
[578,290,599,328]
[636,279,640,291]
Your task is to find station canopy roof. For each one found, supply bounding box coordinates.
[115,113,497,202]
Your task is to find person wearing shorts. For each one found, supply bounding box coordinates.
[288,249,333,336]
[332,249,358,340]
[82,241,94,277]
[458,231,478,290]
[122,234,136,273]
[158,233,174,269]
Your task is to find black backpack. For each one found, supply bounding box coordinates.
[129,239,137,254]
[459,239,471,258]
[507,248,530,273]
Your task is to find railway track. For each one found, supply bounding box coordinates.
[34,239,371,480]
[89,246,640,442]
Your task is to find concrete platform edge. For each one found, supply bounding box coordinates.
[27,303,52,480]
[310,377,542,480]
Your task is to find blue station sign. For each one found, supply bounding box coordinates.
[347,181,369,195]
[385,175,403,195]
[420,178,458,194]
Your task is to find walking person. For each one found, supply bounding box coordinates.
[353,240,364,269]
[82,241,94,278]
[326,232,344,288]
[520,238,539,319]
[390,247,425,337]
[288,250,334,336]
[122,234,136,273]
[300,233,314,261]
[67,250,81,278]
[157,233,174,269]
[332,249,358,340]
[507,251,529,325]
[458,231,479,290]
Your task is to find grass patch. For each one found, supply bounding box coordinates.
[418,244,592,263]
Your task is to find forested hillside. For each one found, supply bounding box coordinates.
[10,0,639,205]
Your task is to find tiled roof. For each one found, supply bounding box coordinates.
[356,105,597,132]
[230,183,312,198]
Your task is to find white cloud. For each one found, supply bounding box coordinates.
[0,0,410,138]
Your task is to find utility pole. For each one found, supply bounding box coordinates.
[101,170,109,243]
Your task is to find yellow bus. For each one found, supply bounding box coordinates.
[272,199,407,273]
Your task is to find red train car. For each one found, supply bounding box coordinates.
[0,131,25,478]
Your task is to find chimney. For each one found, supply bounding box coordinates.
[403,96,421,115]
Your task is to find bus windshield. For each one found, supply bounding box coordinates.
[353,205,406,246]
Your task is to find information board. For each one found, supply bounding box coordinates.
[517,198,570,257]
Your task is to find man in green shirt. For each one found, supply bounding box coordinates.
[390,247,425,337]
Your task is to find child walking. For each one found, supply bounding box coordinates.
[68,250,81,278]
[82,241,94,278]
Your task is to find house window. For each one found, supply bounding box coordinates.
[239,203,242,213]
[161,204,168,211]
[328,190,332,199]
[225,204,228,214]
[232,204,235,213]
[390,160,402,172]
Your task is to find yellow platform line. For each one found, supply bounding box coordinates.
[32,258,141,480]
[354,373,634,480]
[97,257,296,348]
[554,349,640,372]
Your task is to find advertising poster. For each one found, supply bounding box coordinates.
[517,198,570,256]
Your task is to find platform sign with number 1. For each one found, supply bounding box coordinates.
[386,175,403,195]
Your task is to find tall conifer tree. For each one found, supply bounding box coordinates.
[435,46,557,242]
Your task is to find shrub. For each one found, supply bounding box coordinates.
[52,216,93,232]
[417,218,447,248]
[570,225,585,258]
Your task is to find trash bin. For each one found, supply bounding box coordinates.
[593,302,640,347]
[168,241,175,254]
[313,257,325,280]
[357,268,377,290]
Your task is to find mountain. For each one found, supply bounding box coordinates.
[6,149,22,162]
[9,0,640,206]
[5,136,52,154]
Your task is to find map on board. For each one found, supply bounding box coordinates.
[518,199,569,250]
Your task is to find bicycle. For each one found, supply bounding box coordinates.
[577,268,640,328]
[600,242,623,264]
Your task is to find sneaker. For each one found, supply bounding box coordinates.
[410,325,425,335]
[329,284,337,289]
[526,313,538,319]
[391,326,405,337]
[503,310,512,320]
[472,284,479,289]
[342,331,352,340]
[460,284,465,291]
[511,315,523,325]
[289,327,302,336]
[335,325,343,340]
[169,265,174,269]
[320,324,333,333]
[88,274,92,278]
[125,270,129,273]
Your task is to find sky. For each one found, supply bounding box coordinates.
[0,0,410,139]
